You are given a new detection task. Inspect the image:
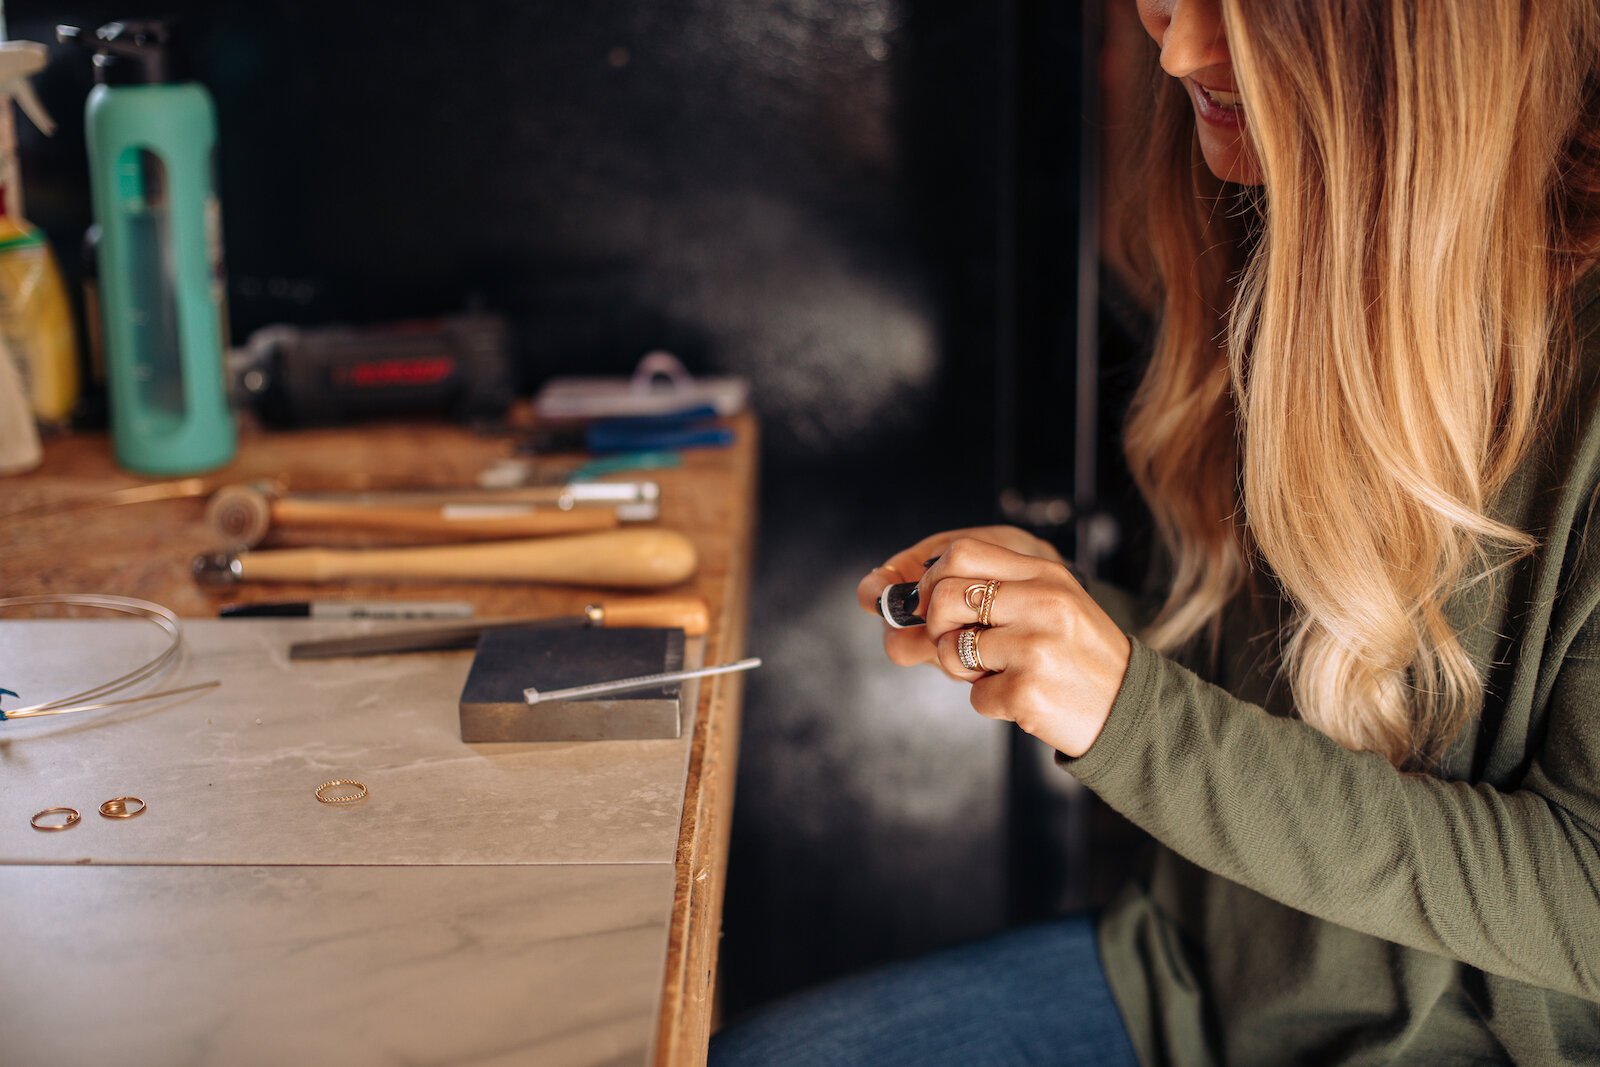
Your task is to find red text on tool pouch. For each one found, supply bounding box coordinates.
[331,356,457,389]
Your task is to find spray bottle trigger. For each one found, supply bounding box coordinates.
[10,80,53,137]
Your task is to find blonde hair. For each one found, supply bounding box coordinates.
[1124,0,1600,766]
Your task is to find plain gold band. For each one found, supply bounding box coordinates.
[31,807,80,832]
[316,779,369,804]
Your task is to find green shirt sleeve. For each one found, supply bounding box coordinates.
[1059,630,1600,1004]
[1079,573,1157,635]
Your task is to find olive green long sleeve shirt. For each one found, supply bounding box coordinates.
[1062,266,1600,1065]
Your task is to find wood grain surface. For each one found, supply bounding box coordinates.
[0,411,758,1067]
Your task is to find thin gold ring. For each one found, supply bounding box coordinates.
[316,779,368,804]
[99,796,146,819]
[31,807,80,831]
[977,579,999,627]
[963,582,988,612]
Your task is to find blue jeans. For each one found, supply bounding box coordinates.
[709,914,1140,1067]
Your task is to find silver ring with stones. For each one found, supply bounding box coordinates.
[956,627,988,673]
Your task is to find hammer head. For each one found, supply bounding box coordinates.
[206,483,275,547]
[192,550,243,588]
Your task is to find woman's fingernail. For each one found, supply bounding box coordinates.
[922,555,941,568]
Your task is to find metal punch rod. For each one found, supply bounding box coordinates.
[523,657,762,705]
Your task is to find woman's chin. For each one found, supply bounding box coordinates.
[1200,140,1264,187]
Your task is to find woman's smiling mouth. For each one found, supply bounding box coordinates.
[1188,77,1245,129]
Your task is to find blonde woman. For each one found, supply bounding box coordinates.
[712,0,1600,1063]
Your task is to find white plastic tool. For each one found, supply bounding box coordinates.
[533,351,749,419]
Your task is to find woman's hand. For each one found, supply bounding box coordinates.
[856,532,1132,757]
[856,525,1065,666]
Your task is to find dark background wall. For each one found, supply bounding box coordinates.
[16,0,984,453]
[12,0,1147,1020]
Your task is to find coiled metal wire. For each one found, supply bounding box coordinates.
[0,594,218,721]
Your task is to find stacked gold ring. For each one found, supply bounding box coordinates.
[316,779,368,804]
[963,580,1000,624]
[99,796,146,819]
[962,580,1000,627]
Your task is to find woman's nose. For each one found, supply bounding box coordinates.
[1145,0,1231,79]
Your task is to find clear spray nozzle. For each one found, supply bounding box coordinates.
[0,42,53,136]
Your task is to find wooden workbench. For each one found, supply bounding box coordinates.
[0,412,757,1066]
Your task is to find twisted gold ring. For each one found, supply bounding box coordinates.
[978,580,998,626]
[963,580,1000,626]
[316,780,368,804]
[99,796,146,819]
[31,807,80,831]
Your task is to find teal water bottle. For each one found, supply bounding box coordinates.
[59,19,234,474]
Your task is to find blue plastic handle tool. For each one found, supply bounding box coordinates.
[582,405,734,453]
[591,405,720,432]
[584,424,734,453]
[566,451,684,482]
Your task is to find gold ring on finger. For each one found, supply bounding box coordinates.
[977,579,999,627]
[956,627,989,673]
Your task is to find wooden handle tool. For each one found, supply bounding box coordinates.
[206,483,629,546]
[286,595,712,659]
[194,529,698,589]
[271,498,621,539]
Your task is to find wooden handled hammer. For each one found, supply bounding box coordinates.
[193,528,699,589]
[204,481,658,547]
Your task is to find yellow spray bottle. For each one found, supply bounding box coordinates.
[0,40,78,426]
